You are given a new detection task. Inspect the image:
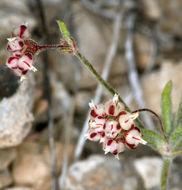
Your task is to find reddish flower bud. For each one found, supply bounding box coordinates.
[104,94,125,116]
[12,24,30,39]
[103,139,125,158]
[124,127,147,149]
[105,120,121,139]
[119,111,139,130]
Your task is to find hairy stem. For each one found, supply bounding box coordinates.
[74,50,144,129]
[37,44,66,50]
[74,51,126,106]
[161,158,172,190]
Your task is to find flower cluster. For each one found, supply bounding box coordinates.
[86,94,147,159]
[6,24,38,80]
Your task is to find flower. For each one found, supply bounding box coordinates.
[6,24,38,80]
[85,94,147,159]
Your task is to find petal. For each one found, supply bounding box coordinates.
[103,139,125,155]
[105,120,120,139]
[13,51,22,57]
[124,127,146,149]
[89,103,106,119]
[12,25,30,39]
[119,111,138,130]
[85,130,101,142]
[104,99,125,116]
[7,38,24,52]
[18,53,36,72]
[6,56,18,69]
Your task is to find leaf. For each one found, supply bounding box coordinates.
[173,95,182,129]
[173,138,182,152]
[169,123,182,148]
[57,20,73,46]
[161,80,173,136]
[141,129,166,152]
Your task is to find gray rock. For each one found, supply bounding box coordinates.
[142,61,182,115]
[134,157,162,189]
[5,187,34,190]
[0,0,36,37]
[64,155,123,190]
[0,73,35,148]
[0,169,12,189]
[0,148,16,170]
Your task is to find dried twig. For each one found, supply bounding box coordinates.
[145,28,158,73]
[74,10,123,160]
[81,0,116,19]
[36,0,57,189]
[124,12,155,130]
[59,99,75,189]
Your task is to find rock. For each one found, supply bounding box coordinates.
[142,61,182,115]
[134,33,153,71]
[158,0,182,38]
[134,157,162,189]
[0,148,16,170]
[73,3,110,89]
[0,169,12,189]
[5,187,34,190]
[75,91,92,113]
[0,0,36,38]
[134,157,182,190]
[0,73,35,148]
[64,155,124,190]
[12,141,73,190]
[140,0,161,20]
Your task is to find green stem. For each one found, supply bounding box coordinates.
[161,158,172,190]
[74,50,144,128]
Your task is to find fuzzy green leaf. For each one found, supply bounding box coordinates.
[57,20,73,46]
[169,123,182,149]
[173,96,182,129]
[141,129,166,152]
[173,138,182,152]
[161,81,172,136]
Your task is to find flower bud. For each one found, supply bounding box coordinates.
[105,120,121,139]
[89,116,105,133]
[124,127,147,149]
[104,94,125,116]
[12,25,30,39]
[119,111,139,130]
[103,139,125,158]
[89,100,106,118]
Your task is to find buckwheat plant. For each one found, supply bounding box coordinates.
[6,22,182,190]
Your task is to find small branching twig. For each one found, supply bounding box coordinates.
[37,0,57,190]
[124,12,155,130]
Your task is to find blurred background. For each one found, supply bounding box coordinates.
[0,0,182,189]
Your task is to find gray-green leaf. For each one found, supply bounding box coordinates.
[161,80,172,136]
[141,129,166,152]
[173,96,182,129]
[57,20,73,46]
[169,123,182,149]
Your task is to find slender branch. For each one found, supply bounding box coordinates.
[73,50,144,130]
[161,158,172,190]
[36,0,57,190]
[124,12,155,130]
[59,99,75,189]
[74,51,127,107]
[132,108,169,143]
[74,10,123,160]
[81,0,116,19]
